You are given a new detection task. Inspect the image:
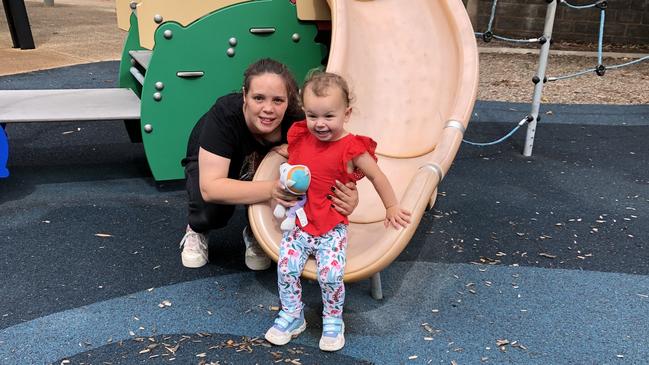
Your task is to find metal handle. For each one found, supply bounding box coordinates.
[129,67,145,85]
[249,27,276,34]
[176,71,205,78]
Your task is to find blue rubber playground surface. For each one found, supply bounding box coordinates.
[1,62,648,364]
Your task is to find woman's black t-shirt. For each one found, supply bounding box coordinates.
[184,93,303,180]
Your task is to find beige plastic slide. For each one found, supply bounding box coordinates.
[249,0,479,282]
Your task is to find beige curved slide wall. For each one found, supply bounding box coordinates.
[250,0,479,282]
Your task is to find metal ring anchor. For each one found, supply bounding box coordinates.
[420,163,444,183]
[444,120,466,134]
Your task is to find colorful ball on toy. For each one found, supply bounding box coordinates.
[284,165,310,195]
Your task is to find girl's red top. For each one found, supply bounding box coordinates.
[287,121,377,236]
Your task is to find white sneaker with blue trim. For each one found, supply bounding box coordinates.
[265,310,306,346]
[319,317,345,351]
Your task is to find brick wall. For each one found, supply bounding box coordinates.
[470,0,649,46]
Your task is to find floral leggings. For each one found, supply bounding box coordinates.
[277,224,348,318]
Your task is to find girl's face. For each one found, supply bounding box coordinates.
[243,73,289,142]
[302,86,352,142]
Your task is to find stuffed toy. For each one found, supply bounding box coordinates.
[273,163,311,231]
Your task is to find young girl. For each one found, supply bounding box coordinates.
[264,72,411,351]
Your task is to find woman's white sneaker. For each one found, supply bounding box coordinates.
[179,227,208,268]
[243,226,271,270]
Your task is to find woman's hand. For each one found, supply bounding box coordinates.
[271,144,289,158]
[384,205,412,229]
[330,180,359,216]
[271,180,299,207]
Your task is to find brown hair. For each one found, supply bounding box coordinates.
[243,58,300,115]
[301,71,352,107]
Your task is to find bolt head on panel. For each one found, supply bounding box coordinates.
[163,30,173,39]
[229,37,238,46]
[226,48,235,57]
[144,124,153,133]
[155,82,164,91]
[292,33,300,42]
[153,92,162,101]
[154,14,164,24]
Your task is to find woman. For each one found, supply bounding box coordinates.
[179,58,359,270]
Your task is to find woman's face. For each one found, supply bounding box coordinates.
[243,73,289,141]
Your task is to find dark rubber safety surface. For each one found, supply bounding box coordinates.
[1,62,648,364]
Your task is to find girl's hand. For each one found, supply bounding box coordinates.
[384,205,412,229]
[271,180,298,207]
[331,180,359,216]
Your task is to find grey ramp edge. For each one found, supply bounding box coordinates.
[0,88,141,123]
[128,50,152,70]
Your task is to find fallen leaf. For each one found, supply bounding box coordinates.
[158,300,172,308]
[511,341,528,350]
[538,252,557,259]
[165,344,179,355]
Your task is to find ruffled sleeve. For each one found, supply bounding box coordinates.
[287,120,310,157]
[344,134,378,181]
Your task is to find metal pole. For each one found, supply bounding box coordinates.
[3,0,35,49]
[2,0,20,48]
[523,0,557,157]
[465,0,479,29]
[370,272,383,300]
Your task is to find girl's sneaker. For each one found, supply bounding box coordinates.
[265,310,306,345]
[319,317,345,351]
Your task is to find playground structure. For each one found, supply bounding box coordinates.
[468,0,649,154]
[0,0,479,297]
[250,0,478,296]
[1,0,330,181]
